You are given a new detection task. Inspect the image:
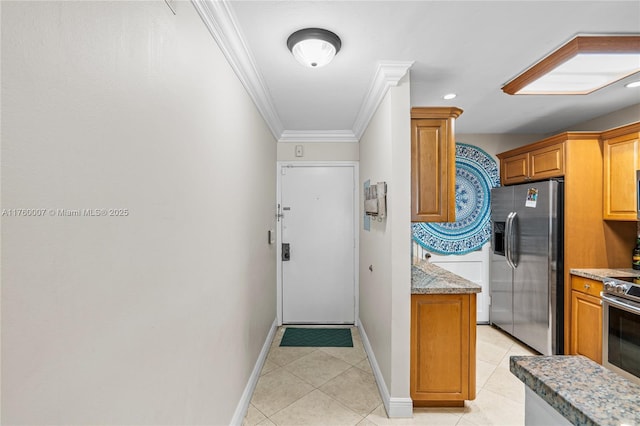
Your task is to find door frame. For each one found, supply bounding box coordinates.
[276,161,359,326]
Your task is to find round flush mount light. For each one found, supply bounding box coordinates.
[625,80,640,88]
[443,93,457,100]
[287,28,341,68]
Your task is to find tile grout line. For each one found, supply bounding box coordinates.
[253,326,533,425]
[254,326,375,425]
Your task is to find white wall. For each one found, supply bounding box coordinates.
[562,103,640,132]
[1,1,276,424]
[456,134,542,161]
[277,142,359,162]
[359,74,412,415]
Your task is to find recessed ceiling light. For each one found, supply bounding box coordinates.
[502,35,640,95]
[287,28,341,68]
[626,80,640,88]
[443,93,457,100]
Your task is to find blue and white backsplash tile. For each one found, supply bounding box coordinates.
[412,143,500,255]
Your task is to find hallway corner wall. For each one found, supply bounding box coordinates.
[358,73,412,417]
[1,1,276,424]
[277,142,359,162]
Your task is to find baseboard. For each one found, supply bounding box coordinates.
[356,318,413,418]
[230,318,278,426]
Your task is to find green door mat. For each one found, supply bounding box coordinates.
[280,328,353,347]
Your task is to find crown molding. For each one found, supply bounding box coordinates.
[352,61,414,140]
[191,0,284,138]
[278,130,358,143]
[192,1,413,144]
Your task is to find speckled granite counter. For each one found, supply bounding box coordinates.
[411,260,481,294]
[571,268,639,281]
[511,355,640,426]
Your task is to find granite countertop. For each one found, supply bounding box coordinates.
[510,355,640,426]
[570,268,639,281]
[411,260,481,295]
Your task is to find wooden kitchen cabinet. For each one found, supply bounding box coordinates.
[498,138,565,185]
[411,107,462,222]
[602,122,640,221]
[569,275,603,364]
[410,293,476,406]
[500,152,529,184]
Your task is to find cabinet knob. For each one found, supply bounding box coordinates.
[584,284,590,290]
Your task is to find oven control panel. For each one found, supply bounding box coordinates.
[604,280,629,294]
[603,276,640,303]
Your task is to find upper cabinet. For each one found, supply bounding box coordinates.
[602,122,640,221]
[497,136,566,185]
[411,107,462,222]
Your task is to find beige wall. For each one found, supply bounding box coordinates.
[456,134,542,159]
[277,142,359,162]
[562,103,640,132]
[359,74,412,414]
[1,1,276,424]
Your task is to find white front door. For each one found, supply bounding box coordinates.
[280,164,356,324]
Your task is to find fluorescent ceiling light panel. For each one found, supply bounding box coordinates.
[503,35,640,95]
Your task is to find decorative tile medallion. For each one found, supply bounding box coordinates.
[412,143,500,255]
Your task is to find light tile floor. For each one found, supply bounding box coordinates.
[243,325,537,426]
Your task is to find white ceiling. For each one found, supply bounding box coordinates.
[195,1,640,140]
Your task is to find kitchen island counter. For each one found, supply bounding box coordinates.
[412,260,481,295]
[511,355,640,426]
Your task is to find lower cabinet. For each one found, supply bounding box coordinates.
[410,293,476,406]
[569,276,603,364]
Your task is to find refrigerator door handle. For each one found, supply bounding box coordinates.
[505,212,517,269]
[505,212,512,268]
[509,211,519,268]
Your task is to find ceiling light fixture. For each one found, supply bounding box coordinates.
[626,80,640,88]
[443,93,457,100]
[287,28,341,68]
[502,35,640,95]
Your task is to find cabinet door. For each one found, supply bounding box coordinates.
[570,290,602,364]
[411,118,455,222]
[501,152,529,185]
[411,294,475,405]
[603,132,639,220]
[529,142,565,181]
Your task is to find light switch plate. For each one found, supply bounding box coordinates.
[268,229,275,244]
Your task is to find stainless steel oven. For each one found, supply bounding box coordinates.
[602,276,640,385]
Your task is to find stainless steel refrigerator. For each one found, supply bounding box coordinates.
[490,179,564,355]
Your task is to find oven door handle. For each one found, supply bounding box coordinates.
[602,294,640,315]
